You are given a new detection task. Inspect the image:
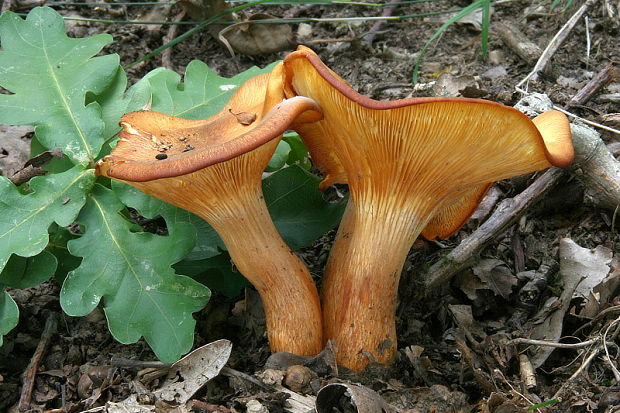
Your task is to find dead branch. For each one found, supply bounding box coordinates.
[18,312,58,412]
[570,122,620,210]
[511,338,599,349]
[551,345,603,400]
[517,0,598,89]
[495,22,542,65]
[424,77,620,290]
[565,64,618,108]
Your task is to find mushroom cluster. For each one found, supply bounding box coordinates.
[96,46,574,371]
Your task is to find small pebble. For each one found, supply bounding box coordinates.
[155,154,168,160]
[183,145,195,152]
[283,365,313,393]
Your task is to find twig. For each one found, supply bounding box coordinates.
[110,357,171,369]
[565,64,618,109]
[510,337,599,349]
[304,37,357,46]
[18,312,58,412]
[493,368,539,411]
[9,148,63,186]
[519,354,537,389]
[516,0,598,90]
[551,345,603,400]
[552,105,620,136]
[161,9,186,70]
[10,166,48,186]
[220,366,275,392]
[574,305,620,336]
[602,316,620,382]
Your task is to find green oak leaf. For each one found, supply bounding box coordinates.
[96,67,152,149]
[0,251,57,288]
[30,135,76,174]
[0,7,119,165]
[283,132,311,170]
[265,141,291,172]
[142,60,277,119]
[60,185,211,362]
[174,253,248,298]
[0,166,96,272]
[112,181,225,260]
[46,225,82,282]
[0,290,19,347]
[264,166,346,250]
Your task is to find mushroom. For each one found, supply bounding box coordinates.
[96,64,326,356]
[282,46,574,370]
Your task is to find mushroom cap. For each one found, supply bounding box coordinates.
[532,110,574,167]
[283,45,574,235]
[96,65,323,182]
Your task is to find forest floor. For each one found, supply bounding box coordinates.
[1,0,619,412]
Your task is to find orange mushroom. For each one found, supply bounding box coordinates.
[96,64,326,356]
[282,46,574,371]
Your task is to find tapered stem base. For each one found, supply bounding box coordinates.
[321,201,426,371]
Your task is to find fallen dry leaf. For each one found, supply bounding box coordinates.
[229,109,257,126]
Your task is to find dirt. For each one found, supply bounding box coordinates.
[1,0,620,412]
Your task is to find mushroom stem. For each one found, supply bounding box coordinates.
[203,184,323,356]
[322,195,431,371]
[127,154,324,356]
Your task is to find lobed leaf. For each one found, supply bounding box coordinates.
[96,67,152,147]
[142,60,278,119]
[0,7,119,165]
[60,185,211,362]
[264,166,346,250]
[46,224,82,281]
[112,181,226,260]
[173,253,249,298]
[283,132,311,170]
[0,251,57,289]
[0,290,18,347]
[0,166,95,272]
[265,141,292,172]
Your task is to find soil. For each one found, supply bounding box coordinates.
[1,0,620,412]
